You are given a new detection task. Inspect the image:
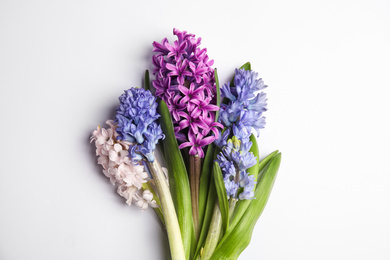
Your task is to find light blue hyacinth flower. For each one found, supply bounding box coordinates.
[215,68,268,200]
[216,135,257,200]
[219,68,268,139]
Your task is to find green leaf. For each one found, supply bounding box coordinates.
[213,162,229,235]
[198,69,220,230]
[210,153,282,260]
[214,68,221,121]
[194,173,217,260]
[144,70,150,91]
[159,100,194,259]
[257,150,279,180]
[240,62,251,71]
[197,70,221,256]
[248,134,260,180]
[198,144,215,229]
[194,147,220,259]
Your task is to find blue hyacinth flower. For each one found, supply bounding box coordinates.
[216,136,257,200]
[115,88,164,163]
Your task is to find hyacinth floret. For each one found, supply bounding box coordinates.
[216,136,257,200]
[238,171,256,200]
[152,28,222,157]
[115,88,164,163]
[214,128,230,148]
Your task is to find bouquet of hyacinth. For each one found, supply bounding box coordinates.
[91,28,281,260]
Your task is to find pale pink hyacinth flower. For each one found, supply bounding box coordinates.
[90,120,159,209]
[133,190,156,210]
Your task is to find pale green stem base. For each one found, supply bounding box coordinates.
[147,160,186,260]
[143,182,165,226]
[228,198,237,221]
[153,206,165,227]
[201,198,238,260]
[200,202,222,260]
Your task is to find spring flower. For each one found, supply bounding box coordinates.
[214,68,268,200]
[152,28,222,158]
[91,120,158,210]
[133,189,159,210]
[115,88,164,162]
[238,172,256,200]
[166,60,192,85]
[218,68,268,142]
[178,129,215,158]
[109,143,128,164]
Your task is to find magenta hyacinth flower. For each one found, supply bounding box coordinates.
[178,130,215,158]
[152,28,222,157]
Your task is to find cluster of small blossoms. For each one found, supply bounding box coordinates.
[217,68,268,145]
[90,120,158,209]
[216,136,257,200]
[215,68,268,200]
[115,88,164,162]
[152,28,222,157]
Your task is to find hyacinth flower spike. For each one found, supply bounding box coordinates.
[201,66,268,260]
[152,28,222,237]
[115,87,185,260]
[90,120,163,217]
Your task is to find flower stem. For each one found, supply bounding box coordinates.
[228,198,237,221]
[200,198,238,260]
[143,182,162,208]
[147,159,186,260]
[190,155,201,239]
[200,202,222,260]
[153,206,165,227]
[142,182,165,226]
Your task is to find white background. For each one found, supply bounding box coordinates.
[1,0,389,259]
